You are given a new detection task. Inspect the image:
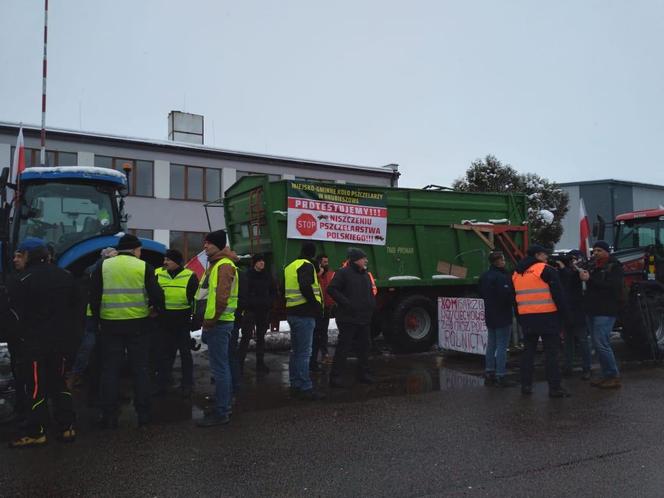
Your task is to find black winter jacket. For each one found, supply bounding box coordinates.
[327,263,376,325]
[584,256,624,317]
[559,266,586,326]
[246,268,276,312]
[478,266,514,328]
[513,256,570,334]
[7,262,77,356]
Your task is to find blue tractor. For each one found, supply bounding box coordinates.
[0,165,165,277]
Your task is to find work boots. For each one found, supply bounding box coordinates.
[598,377,622,389]
[9,433,47,448]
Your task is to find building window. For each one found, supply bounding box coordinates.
[95,156,154,197]
[237,170,280,183]
[170,164,222,201]
[169,230,205,261]
[11,147,78,167]
[128,228,154,240]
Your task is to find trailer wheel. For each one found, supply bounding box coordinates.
[389,295,437,353]
[621,283,664,358]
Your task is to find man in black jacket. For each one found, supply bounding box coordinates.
[479,251,516,387]
[513,244,571,398]
[580,240,624,389]
[7,238,77,448]
[90,234,165,428]
[239,253,276,374]
[328,248,376,387]
[557,250,592,380]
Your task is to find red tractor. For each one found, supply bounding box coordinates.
[597,208,664,358]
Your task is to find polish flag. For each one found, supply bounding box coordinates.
[7,127,26,207]
[186,250,208,279]
[579,198,591,258]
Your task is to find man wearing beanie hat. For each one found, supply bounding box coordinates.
[328,247,376,387]
[238,253,276,374]
[283,241,326,401]
[579,240,624,388]
[154,248,199,396]
[89,233,164,428]
[7,238,77,447]
[513,243,571,398]
[196,229,241,427]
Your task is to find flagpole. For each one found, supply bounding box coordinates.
[40,0,49,166]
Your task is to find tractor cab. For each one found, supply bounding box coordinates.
[0,166,165,277]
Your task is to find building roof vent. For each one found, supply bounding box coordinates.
[168,111,204,144]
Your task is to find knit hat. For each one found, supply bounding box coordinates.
[165,249,184,266]
[347,247,368,262]
[117,234,142,251]
[527,244,550,257]
[17,237,47,253]
[300,241,316,259]
[593,240,611,253]
[252,253,265,265]
[204,229,227,250]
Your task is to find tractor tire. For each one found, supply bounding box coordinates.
[621,282,664,358]
[386,295,437,353]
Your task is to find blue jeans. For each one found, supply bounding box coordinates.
[587,315,619,378]
[202,321,233,417]
[485,325,511,377]
[287,315,315,391]
[72,317,99,374]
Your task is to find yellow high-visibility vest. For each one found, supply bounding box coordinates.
[199,257,238,322]
[156,267,193,311]
[284,259,322,308]
[100,255,149,320]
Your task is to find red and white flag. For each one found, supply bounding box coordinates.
[7,127,26,207]
[579,198,591,258]
[185,250,208,279]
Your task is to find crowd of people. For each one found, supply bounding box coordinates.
[1,229,378,445]
[0,228,626,448]
[479,241,625,397]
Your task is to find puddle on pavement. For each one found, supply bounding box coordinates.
[0,342,496,436]
[0,340,578,436]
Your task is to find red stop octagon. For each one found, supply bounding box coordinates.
[296,213,317,236]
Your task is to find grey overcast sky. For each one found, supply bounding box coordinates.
[1,0,663,188]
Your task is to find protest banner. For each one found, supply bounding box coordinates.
[438,297,488,355]
[286,181,387,246]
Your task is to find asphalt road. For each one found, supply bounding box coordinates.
[1,348,664,497]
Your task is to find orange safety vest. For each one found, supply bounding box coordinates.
[342,260,378,297]
[512,262,558,315]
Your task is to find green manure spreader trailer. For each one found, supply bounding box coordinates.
[223,176,528,353]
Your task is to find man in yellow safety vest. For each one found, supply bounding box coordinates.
[283,241,326,401]
[195,229,240,427]
[155,249,199,397]
[90,234,164,429]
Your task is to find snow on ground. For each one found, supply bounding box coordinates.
[191,319,339,352]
